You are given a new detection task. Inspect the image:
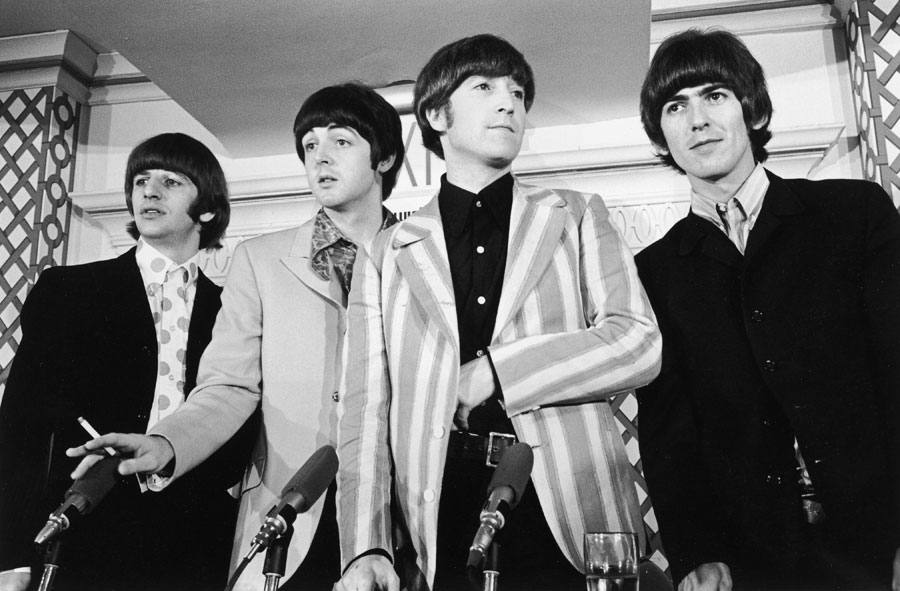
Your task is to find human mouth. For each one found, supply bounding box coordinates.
[317,174,337,186]
[690,138,721,150]
[140,207,165,217]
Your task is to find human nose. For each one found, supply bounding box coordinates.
[142,177,162,198]
[495,82,516,114]
[314,142,331,164]
[689,101,710,131]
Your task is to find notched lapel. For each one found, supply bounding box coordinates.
[681,214,743,269]
[280,223,343,307]
[392,202,460,352]
[493,184,567,339]
[744,173,805,262]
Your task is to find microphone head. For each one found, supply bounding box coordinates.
[65,456,123,515]
[279,445,338,513]
[486,442,533,509]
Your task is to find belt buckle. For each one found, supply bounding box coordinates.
[486,432,516,467]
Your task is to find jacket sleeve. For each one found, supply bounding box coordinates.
[336,240,394,568]
[0,270,67,571]
[489,194,662,416]
[860,184,900,544]
[150,242,263,479]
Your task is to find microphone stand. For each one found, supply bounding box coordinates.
[262,523,293,591]
[37,539,62,591]
[482,543,499,591]
[467,542,500,591]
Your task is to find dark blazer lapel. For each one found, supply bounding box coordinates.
[680,212,743,269]
[186,271,221,392]
[100,250,158,420]
[744,171,805,263]
[391,196,460,352]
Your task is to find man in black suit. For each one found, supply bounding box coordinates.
[0,133,252,591]
[635,29,900,591]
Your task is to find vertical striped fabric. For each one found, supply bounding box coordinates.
[337,180,662,587]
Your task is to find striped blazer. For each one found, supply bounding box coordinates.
[337,179,662,587]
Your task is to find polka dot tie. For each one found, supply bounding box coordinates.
[152,263,191,423]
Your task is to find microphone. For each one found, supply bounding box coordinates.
[466,442,534,569]
[35,456,123,544]
[245,445,338,559]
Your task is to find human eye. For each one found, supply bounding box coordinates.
[663,102,683,115]
[707,88,731,103]
[473,80,491,91]
[133,176,148,187]
[511,88,525,101]
[336,137,351,147]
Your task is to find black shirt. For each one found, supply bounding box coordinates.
[438,173,515,435]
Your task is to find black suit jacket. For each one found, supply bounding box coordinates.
[636,172,900,586]
[0,249,254,591]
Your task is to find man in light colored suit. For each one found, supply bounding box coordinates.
[336,34,662,591]
[67,83,405,590]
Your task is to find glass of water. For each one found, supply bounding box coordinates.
[583,532,638,591]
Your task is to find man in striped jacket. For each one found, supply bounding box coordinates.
[335,34,662,591]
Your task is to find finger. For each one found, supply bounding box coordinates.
[454,406,470,431]
[69,453,104,479]
[117,454,161,476]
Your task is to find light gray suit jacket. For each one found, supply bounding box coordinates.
[153,219,345,590]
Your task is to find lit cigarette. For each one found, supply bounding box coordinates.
[76,416,117,456]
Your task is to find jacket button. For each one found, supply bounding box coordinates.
[331,391,340,402]
[423,489,435,502]
[432,426,445,439]
[763,359,777,372]
[751,310,764,322]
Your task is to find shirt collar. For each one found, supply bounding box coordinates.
[438,173,514,237]
[690,163,769,232]
[310,206,399,259]
[135,238,200,290]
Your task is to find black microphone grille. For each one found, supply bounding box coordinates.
[281,445,339,503]
[65,456,123,515]
[486,442,533,508]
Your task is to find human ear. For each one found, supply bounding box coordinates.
[377,154,396,174]
[750,115,769,131]
[199,212,215,223]
[426,107,449,133]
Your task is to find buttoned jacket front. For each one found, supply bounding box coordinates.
[635,172,900,581]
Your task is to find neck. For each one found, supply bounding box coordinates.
[444,160,511,194]
[145,237,200,265]
[688,162,757,204]
[325,196,385,246]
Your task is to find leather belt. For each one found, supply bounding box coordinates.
[447,430,517,468]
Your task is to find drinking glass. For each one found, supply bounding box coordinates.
[583,532,639,591]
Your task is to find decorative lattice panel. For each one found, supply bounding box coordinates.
[847,0,900,208]
[0,87,79,390]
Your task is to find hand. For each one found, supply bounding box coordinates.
[678,562,732,591]
[892,547,900,591]
[0,571,30,591]
[454,356,496,431]
[334,555,399,591]
[66,433,175,477]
